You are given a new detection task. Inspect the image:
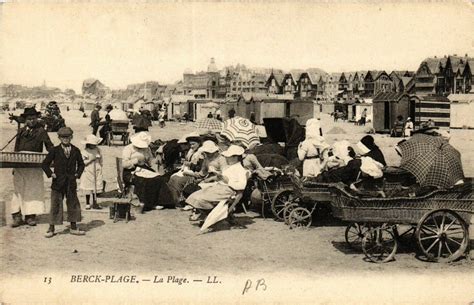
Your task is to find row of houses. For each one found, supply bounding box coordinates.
[179,55,473,103]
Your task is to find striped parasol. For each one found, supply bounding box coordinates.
[221,117,260,148]
[194,118,223,132]
[398,133,464,189]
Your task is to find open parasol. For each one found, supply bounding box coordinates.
[202,102,220,109]
[109,109,129,121]
[200,200,229,232]
[194,118,223,132]
[221,117,260,148]
[398,133,464,189]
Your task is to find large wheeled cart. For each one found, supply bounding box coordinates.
[106,120,131,146]
[329,182,473,263]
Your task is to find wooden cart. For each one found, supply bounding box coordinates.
[106,120,130,146]
[329,182,473,263]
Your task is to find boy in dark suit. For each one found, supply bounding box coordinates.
[42,127,85,238]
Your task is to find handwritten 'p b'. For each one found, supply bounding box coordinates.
[242,279,267,295]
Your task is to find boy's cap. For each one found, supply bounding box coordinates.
[57,127,73,137]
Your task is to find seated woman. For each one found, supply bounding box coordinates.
[356,135,386,166]
[186,145,250,221]
[317,147,362,185]
[122,132,174,212]
[167,132,203,206]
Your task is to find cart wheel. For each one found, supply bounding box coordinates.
[362,226,398,263]
[416,209,468,263]
[283,203,299,225]
[289,207,312,229]
[107,132,113,147]
[345,222,371,250]
[271,190,295,220]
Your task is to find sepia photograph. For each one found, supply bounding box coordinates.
[0,1,473,304]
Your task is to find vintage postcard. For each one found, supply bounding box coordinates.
[1,1,473,304]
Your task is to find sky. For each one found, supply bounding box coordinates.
[0,1,473,92]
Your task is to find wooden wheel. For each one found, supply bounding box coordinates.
[416,209,468,263]
[345,222,371,250]
[271,190,295,220]
[288,207,312,229]
[283,203,299,225]
[362,226,398,263]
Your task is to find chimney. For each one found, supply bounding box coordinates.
[466,54,468,57]
[454,54,457,56]
[434,56,437,58]
[444,55,447,58]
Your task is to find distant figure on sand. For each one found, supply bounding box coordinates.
[90,104,102,135]
[360,108,367,126]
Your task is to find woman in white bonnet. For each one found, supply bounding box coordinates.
[297,118,329,177]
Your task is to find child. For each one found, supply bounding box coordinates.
[41,127,85,238]
[79,135,104,210]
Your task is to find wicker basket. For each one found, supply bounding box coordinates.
[0,151,48,168]
[330,185,473,224]
[111,121,129,133]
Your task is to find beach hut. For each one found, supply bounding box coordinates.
[169,95,193,120]
[220,98,238,120]
[194,100,224,121]
[235,94,253,119]
[289,99,317,125]
[372,92,411,133]
[354,99,373,124]
[411,95,450,127]
[319,102,335,115]
[447,94,474,129]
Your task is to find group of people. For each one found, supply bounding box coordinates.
[9,104,462,237]
[296,118,386,190]
[122,129,265,223]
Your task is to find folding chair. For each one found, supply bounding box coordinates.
[96,157,135,223]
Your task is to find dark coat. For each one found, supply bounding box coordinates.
[41,144,85,192]
[14,125,53,152]
[318,159,362,185]
[364,147,386,166]
[90,109,101,127]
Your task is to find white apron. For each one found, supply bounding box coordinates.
[79,149,103,193]
[11,168,45,215]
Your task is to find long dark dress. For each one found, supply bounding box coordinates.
[123,166,174,211]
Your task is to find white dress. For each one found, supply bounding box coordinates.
[404,121,414,137]
[79,147,104,193]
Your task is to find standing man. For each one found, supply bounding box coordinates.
[360,108,367,126]
[11,107,54,227]
[90,104,102,135]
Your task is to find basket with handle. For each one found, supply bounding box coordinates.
[0,151,48,168]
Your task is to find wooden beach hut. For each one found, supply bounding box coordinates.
[289,98,318,125]
[411,95,450,128]
[372,92,411,133]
